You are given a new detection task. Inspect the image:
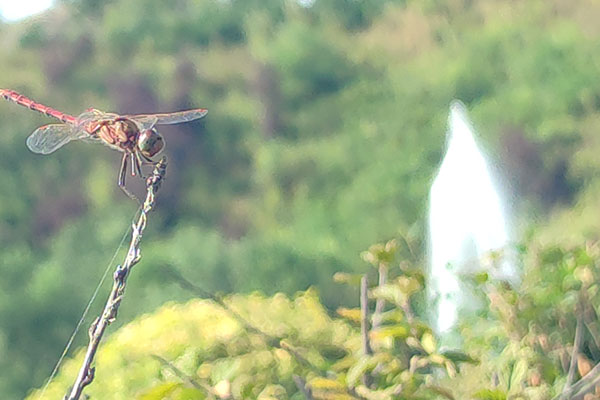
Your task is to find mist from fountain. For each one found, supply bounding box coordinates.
[428,101,517,341]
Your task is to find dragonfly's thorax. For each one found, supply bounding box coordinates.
[87,117,139,152]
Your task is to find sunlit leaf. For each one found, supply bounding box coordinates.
[336,307,361,323]
[420,332,436,354]
[371,325,409,341]
[473,389,507,400]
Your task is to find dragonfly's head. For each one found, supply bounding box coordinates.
[137,128,164,158]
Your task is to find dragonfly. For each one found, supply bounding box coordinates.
[0,89,207,199]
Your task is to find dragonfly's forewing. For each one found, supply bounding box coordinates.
[131,115,158,131]
[26,124,87,155]
[76,109,119,127]
[128,109,208,129]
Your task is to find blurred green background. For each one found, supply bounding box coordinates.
[2,0,600,398]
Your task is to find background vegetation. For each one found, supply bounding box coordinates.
[1,0,600,398]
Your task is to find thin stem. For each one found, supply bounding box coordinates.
[360,275,373,356]
[557,300,585,400]
[65,157,167,400]
[151,354,215,396]
[293,375,314,400]
[372,263,387,330]
[360,275,373,387]
[165,266,281,344]
[565,315,584,390]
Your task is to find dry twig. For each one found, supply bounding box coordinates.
[65,157,167,400]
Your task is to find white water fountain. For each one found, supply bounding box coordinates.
[428,101,517,342]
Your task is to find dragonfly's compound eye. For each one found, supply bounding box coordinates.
[137,128,164,158]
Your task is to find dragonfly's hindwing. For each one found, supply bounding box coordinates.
[26,124,85,155]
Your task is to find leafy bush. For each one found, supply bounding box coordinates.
[29,238,473,399]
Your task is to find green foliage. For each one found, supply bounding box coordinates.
[446,240,600,399]
[1,0,600,398]
[28,238,473,399]
[29,291,350,399]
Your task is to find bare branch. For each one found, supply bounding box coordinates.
[65,158,167,400]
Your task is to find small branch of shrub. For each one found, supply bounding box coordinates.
[152,354,216,397]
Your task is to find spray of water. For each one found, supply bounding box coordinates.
[429,101,516,337]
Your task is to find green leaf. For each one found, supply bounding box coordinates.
[347,356,373,387]
[333,272,364,285]
[440,350,478,364]
[346,354,386,387]
[371,284,407,306]
[420,332,436,354]
[308,376,346,391]
[371,325,409,340]
[473,389,507,400]
[426,385,455,399]
[509,359,528,391]
[138,382,182,399]
[139,382,207,400]
[337,307,361,323]
[473,271,489,284]
[396,276,422,297]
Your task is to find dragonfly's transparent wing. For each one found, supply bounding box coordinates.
[130,115,158,131]
[128,109,208,129]
[75,109,119,128]
[74,109,121,146]
[26,124,87,155]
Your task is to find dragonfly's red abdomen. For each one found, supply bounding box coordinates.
[0,89,77,125]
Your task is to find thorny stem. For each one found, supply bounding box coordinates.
[65,157,167,400]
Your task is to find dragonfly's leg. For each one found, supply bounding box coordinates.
[134,151,153,179]
[130,152,137,176]
[133,151,145,178]
[118,152,127,187]
[118,152,139,202]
